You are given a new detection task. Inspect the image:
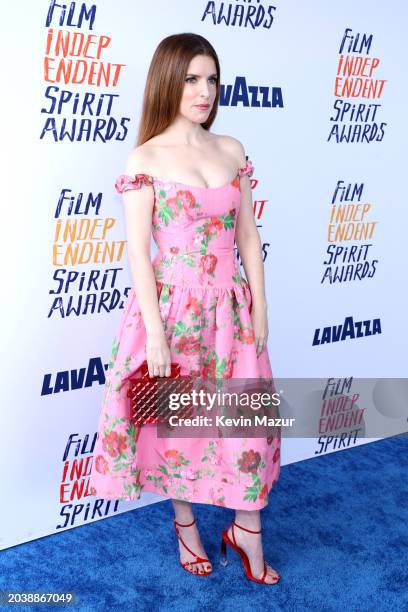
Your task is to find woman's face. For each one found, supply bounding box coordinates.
[179,54,218,123]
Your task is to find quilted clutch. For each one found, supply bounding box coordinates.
[127,360,194,425]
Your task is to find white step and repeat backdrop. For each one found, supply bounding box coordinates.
[2,0,407,549]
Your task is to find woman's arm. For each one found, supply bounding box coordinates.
[121,148,171,375]
[235,183,269,357]
[226,137,268,356]
[234,148,267,313]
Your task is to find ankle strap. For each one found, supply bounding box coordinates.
[233,520,261,534]
[174,517,196,528]
[173,518,201,560]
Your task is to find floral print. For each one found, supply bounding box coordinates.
[89,159,281,509]
[238,449,262,474]
[114,173,153,192]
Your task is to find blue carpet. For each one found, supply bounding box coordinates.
[1,435,407,612]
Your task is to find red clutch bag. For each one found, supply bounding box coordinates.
[126,360,194,425]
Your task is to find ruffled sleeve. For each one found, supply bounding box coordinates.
[114,173,153,194]
[238,159,254,178]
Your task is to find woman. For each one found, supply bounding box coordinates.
[89,33,281,585]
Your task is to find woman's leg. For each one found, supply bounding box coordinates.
[227,509,279,583]
[172,499,212,574]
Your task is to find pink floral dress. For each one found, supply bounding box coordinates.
[89,159,281,510]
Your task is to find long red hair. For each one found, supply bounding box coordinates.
[136,33,221,146]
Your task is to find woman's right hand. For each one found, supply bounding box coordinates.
[145,332,172,377]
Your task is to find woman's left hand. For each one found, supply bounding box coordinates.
[250,303,269,357]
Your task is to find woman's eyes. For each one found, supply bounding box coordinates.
[185,77,217,84]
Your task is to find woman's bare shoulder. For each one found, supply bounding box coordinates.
[124,144,156,176]
[213,133,247,166]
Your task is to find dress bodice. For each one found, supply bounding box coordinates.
[114,160,254,288]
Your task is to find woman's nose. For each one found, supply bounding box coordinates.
[200,81,210,97]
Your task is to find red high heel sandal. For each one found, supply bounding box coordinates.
[174,518,213,576]
[220,521,280,585]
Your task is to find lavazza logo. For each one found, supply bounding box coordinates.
[41,357,108,395]
[219,76,283,107]
[312,315,382,346]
